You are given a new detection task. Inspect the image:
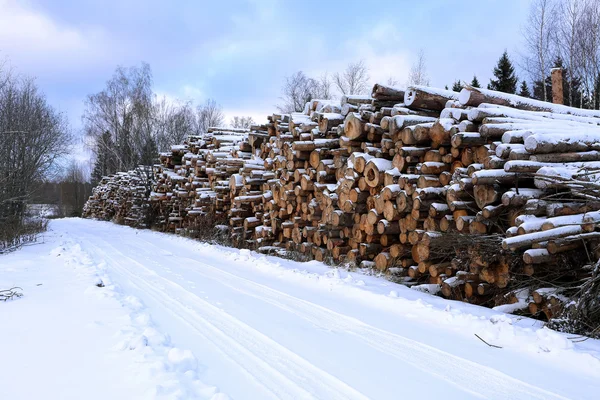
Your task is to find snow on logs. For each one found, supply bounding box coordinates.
[83,85,600,322]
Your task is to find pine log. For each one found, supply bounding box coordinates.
[371,84,405,101]
[404,86,460,111]
[502,225,584,251]
[344,112,367,140]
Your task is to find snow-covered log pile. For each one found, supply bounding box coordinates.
[84,85,600,323]
[83,170,152,228]
[151,128,251,234]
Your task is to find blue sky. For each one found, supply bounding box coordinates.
[0,0,530,131]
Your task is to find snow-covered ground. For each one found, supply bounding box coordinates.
[1,218,599,399]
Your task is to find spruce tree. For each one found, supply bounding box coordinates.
[91,131,116,186]
[518,81,531,98]
[470,75,481,88]
[594,73,600,110]
[140,136,158,166]
[488,50,518,94]
[533,57,585,107]
[452,80,462,92]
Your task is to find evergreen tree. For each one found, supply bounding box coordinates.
[592,73,600,110]
[470,75,481,88]
[533,57,585,107]
[487,50,518,94]
[518,80,531,98]
[91,131,116,185]
[452,80,462,92]
[444,85,449,90]
[91,163,104,187]
[140,136,158,166]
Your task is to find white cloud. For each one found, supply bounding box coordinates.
[304,22,412,93]
[0,0,118,76]
[154,86,205,106]
[181,85,206,101]
[345,23,412,87]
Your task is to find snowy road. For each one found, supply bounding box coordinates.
[2,219,600,399]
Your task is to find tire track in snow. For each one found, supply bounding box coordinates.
[77,235,370,400]
[164,255,572,400]
[68,223,573,400]
[116,234,572,400]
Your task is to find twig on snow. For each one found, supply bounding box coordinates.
[474,334,502,348]
[0,287,23,301]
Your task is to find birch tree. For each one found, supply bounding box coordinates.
[408,50,430,86]
[578,0,600,108]
[522,0,556,102]
[230,116,255,129]
[333,60,370,95]
[196,98,225,133]
[557,0,583,106]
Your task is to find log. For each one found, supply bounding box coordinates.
[344,112,366,140]
[371,84,405,101]
[551,68,563,105]
[374,252,393,271]
[292,139,339,152]
[523,249,553,264]
[502,225,584,251]
[525,132,600,154]
[364,158,393,188]
[341,94,373,106]
[388,115,437,137]
[429,118,458,145]
[547,232,600,254]
[459,86,600,117]
[531,151,600,163]
[404,86,460,111]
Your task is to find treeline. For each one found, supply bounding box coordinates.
[447,0,600,108]
[275,0,600,111]
[0,61,71,251]
[277,61,374,113]
[30,162,94,218]
[84,63,256,185]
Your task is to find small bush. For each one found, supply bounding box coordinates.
[182,210,233,246]
[0,217,48,254]
[548,261,600,339]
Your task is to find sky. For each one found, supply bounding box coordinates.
[0,0,530,138]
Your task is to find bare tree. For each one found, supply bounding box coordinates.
[314,73,333,99]
[58,160,91,217]
[0,76,71,209]
[277,71,337,113]
[386,76,400,86]
[524,0,600,108]
[0,65,71,250]
[230,116,255,129]
[83,63,155,173]
[196,98,225,133]
[333,60,370,95]
[522,0,556,102]
[578,0,600,108]
[85,63,223,180]
[556,0,583,106]
[0,58,10,92]
[408,49,430,86]
[277,71,316,113]
[153,97,196,150]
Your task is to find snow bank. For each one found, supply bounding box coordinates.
[0,230,229,400]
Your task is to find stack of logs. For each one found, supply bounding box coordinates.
[83,170,152,228]
[83,84,600,321]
